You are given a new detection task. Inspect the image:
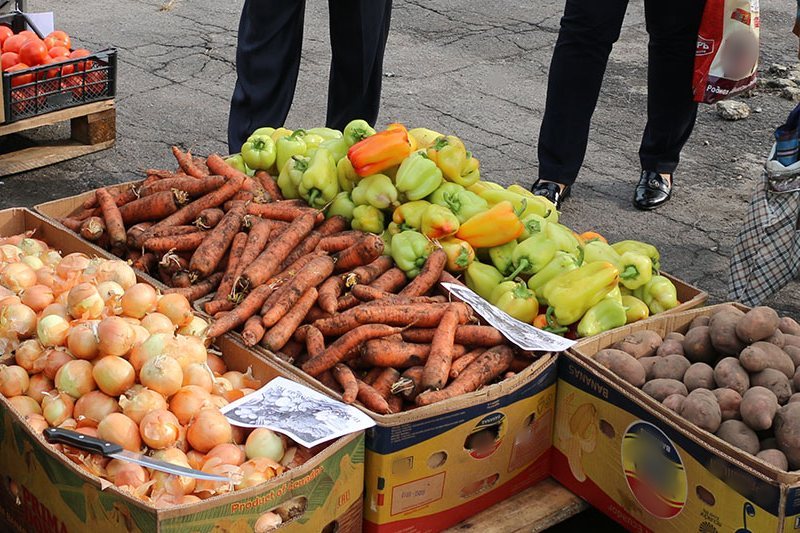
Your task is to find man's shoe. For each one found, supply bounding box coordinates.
[633,170,672,210]
[531,179,570,209]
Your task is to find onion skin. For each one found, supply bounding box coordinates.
[0,365,29,397]
[97,316,136,357]
[26,374,53,403]
[120,387,168,425]
[169,385,212,425]
[67,283,104,320]
[67,322,100,360]
[55,359,96,399]
[21,285,54,313]
[42,348,74,380]
[2,303,37,339]
[157,294,193,327]
[74,390,120,427]
[121,283,158,319]
[9,395,42,416]
[140,355,183,398]
[42,391,74,427]
[37,314,70,347]
[15,339,44,372]
[245,428,285,462]
[139,409,181,450]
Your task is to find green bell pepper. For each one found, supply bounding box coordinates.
[306,127,342,141]
[337,157,360,192]
[427,182,489,224]
[391,230,434,278]
[276,130,307,172]
[241,134,277,171]
[542,261,620,325]
[518,213,548,241]
[276,155,309,199]
[319,137,349,163]
[328,192,356,222]
[440,237,475,272]
[380,230,393,255]
[545,222,582,257]
[488,240,518,278]
[387,222,404,237]
[395,151,443,201]
[225,154,255,176]
[527,251,580,303]
[490,281,539,323]
[577,298,627,337]
[611,240,661,271]
[622,295,649,324]
[299,148,339,208]
[604,285,623,304]
[303,133,326,152]
[343,119,376,147]
[421,204,460,240]
[352,205,385,234]
[464,260,504,301]
[351,174,398,209]
[634,275,678,315]
[506,232,557,279]
[250,126,275,138]
[392,200,430,231]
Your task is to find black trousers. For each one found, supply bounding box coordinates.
[537,0,706,186]
[227,0,392,153]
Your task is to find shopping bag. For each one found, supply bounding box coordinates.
[693,0,760,103]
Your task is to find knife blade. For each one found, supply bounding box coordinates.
[43,427,230,482]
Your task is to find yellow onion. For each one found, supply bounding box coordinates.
[169,385,212,425]
[9,395,41,416]
[25,413,49,433]
[131,325,150,346]
[187,408,232,453]
[211,377,233,397]
[204,443,245,467]
[140,355,183,397]
[96,281,125,303]
[37,314,70,346]
[121,283,157,319]
[41,348,74,379]
[67,321,100,360]
[26,374,53,403]
[182,363,214,392]
[42,250,62,267]
[206,352,227,375]
[58,417,78,430]
[21,285,54,313]
[97,316,136,357]
[20,255,44,271]
[120,387,168,424]
[139,409,181,450]
[35,267,57,289]
[157,294,193,327]
[93,356,135,396]
[223,368,261,390]
[209,395,228,409]
[245,429,285,462]
[1,303,37,339]
[177,316,209,339]
[240,457,283,489]
[42,390,74,426]
[128,333,169,371]
[97,412,141,451]
[231,424,248,445]
[55,359,96,398]
[186,449,206,470]
[55,253,91,279]
[95,260,136,290]
[223,389,245,402]
[15,339,44,372]
[0,262,36,292]
[107,459,149,490]
[40,302,69,320]
[150,448,195,496]
[194,456,242,498]
[164,335,207,370]
[140,313,174,335]
[18,238,45,257]
[0,244,21,262]
[0,365,29,397]
[67,283,104,319]
[74,390,120,427]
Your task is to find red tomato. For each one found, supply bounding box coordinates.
[47,31,71,50]
[18,39,48,67]
[69,48,93,72]
[36,56,61,80]
[1,52,19,71]
[48,45,69,59]
[0,26,13,46]
[61,75,84,99]
[3,34,29,54]
[6,63,33,87]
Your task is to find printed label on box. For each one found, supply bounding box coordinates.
[391,473,446,515]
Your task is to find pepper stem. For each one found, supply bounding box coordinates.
[503,259,529,281]
[308,189,321,207]
[620,265,639,280]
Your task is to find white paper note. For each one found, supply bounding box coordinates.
[25,12,54,37]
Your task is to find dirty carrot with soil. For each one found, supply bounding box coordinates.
[261,256,334,327]
[333,234,384,272]
[241,315,266,347]
[332,364,358,403]
[254,170,283,202]
[317,216,349,236]
[144,232,207,253]
[164,272,223,300]
[208,231,247,307]
[96,188,126,252]
[302,324,403,377]
[355,379,391,414]
[261,287,318,352]
[80,217,105,242]
[400,249,447,297]
[140,175,226,198]
[172,146,208,178]
[189,202,246,279]
[118,190,184,225]
[402,325,505,347]
[245,202,322,222]
[317,231,363,253]
[371,368,401,400]
[195,208,225,230]
[449,349,485,379]
[318,276,346,315]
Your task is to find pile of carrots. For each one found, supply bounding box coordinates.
[55,147,539,413]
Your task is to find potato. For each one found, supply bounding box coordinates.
[713,358,750,396]
[651,355,691,381]
[656,339,684,357]
[766,329,785,349]
[662,394,685,413]
[784,334,800,349]
[642,379,688,402]
[593,349,646,387]
[779,317,800,336]
[736,306,780,343]
[757,449,789,470]
[792,368,800,393]
[739,342,794,379]
[709,311,747,356]
[679,389,722,433]
[665,332,685,342]
[713,388,742,420]
[684,363,715,391]
[790,393,800,404]
[740,387,779,432]
[689,315,710,329]
[715,420,759,454]
[712,304,746,318]
[682,326,715,364]
[774,403,800,469]
[639,357,659,380]
[612,331,662,359]
[750,368,792,405]
[784,345,800,368]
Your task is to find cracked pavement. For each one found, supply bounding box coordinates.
[2,0,799,317]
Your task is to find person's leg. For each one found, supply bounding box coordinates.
[228,0,306,153]
[326,0,392,130]
[537,0,629,190]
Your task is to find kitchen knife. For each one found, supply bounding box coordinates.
[43,427,230,481]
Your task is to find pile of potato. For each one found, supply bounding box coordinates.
[592,304,800,471]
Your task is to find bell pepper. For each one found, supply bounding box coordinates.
[464,260,504,301]
[319,137,349,163]
[488,240,518,278]
[533,309,570,335]
[276,130,308,172]
[440,237,475,272]
[307,127,342,141]
[542,261,620,325]
[634,275,678,315]
[298,148,339,208]
[391,230,434,278]
[395,151,443,201]
[467,181,505,196]
[519,213,548,241]
[427,182,488,224]
[269,127,293,144]
[343,119,376,147]
[348,123,413,177]
[622,295,650,324]
[604,285,623,304]
[380,230,393,255]
[225,154,255,176]
[302,133,326,152]
[426,136,481,187]
[583,241,652,290]
[276,155,309,199]
[387,222,404,237]
[458,152,481,187]
[351,174,398,210]
[490,281,539,323]
[611,240,661,271]
[241,134,277,171]
[506,232,557,278]
[392,200,430,231]
[580,231,607,244]
[408,127,444,149]
[577,298,627,338]
[527,251,580,303]
[476,188,558,222]
[328,192,356,222]
[421,204,459,240]
[352,205,385,234]
[455,201,523,248]
[544,222,582,257]
[507,184,536,198]
[251,126,275,138]
[337,157,360,192]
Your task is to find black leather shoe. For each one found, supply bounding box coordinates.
[531,179,570,209]
[633,170,672,210]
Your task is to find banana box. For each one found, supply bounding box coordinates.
[553,305,800,533]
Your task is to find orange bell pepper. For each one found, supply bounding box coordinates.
[347,123,412,177]
[579,231,607,244]
[455,200,523,248]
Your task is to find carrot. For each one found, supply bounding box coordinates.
[510,357,532,373]
[317,231,363,253]
[312,308,361,337]
[353,302,471,328]
[189,202,246,279]
[80,216,105,242]
[145,169,185,180]
[132,252,158,274]
[261,288,318,352]
[209,231,247,305]
[317,276,346,315]
[164,271,223,300]
[449,349,484,379]
[126,222,153,249]
[104,185,142,209]
[355,379,391,414]
[415,346,514,406]
[360,339,430,368]
[332,364,359,403]
[171,271,192,288]
[118,190,185,225]
[400,249,447,297]
[392,366,425,401]
[194,208,225,230]
[261,256,335,327]
[205,153,248,181]
[96,188,126,253]
[159,252,189,276]
[277,340,304,363]
[254,170,283,202]
[363,367,385,385]
[305,326,325,359]
[191,155,210,175]
[132,224,197,248]
[206,283,274,338]
[302,324,403,377]
[280,230,323,271]
[242,315,266,347]
[402,325,505,347]
[317,216,349,236]
[140,176,226,198]
[238,212,317,292]
[172,146,208,178]
[59,217,85,232]
[144,231,207,253]
[246,201,322,222]
[225,190,255,208]
[439,270,466,287]
[333,234,384,272]
[231,218,273,287]
[371,368,401,400]
[387,395,404,414]
[314,371,339,392]
[350,284,392,302]
[337,260,400,311]
[422,305,460,390]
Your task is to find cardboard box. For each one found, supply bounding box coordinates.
[553,305,800,532]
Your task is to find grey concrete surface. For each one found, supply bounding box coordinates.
[1,0,798,317]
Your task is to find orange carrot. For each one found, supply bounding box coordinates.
[305,326,325,359]
[278,340,305,363]
[145,169,185,180]
[261,256,334,327]
[350,284,392,302]
[172,146,208,178]
[312,308,361,337]
[209,231,247,306]
[317,276,346,315]
[189,202,246,279]
[510,357,532,373]
[206,284,274,338]
[371,368,401,400]
[80,216,105,242]
[439,270,466,287]
[422,306,459,390]
[318,371,341,392]
[353,302,471,328]
[126,222,153,248]
[400,249,447,297]
[333,234,384,272]
[364,367,385,385]
[333,364,359,403]
[132,252,158,274]
[337,259,399,311]
[96,188,126,253]
[402,325,505,347]
[360,340,463,368]
[261,288,318,352]
[254,170,283,202]
[246,201,322,222]
[195,208,225,230]
[159,252,189,276]
[60,217,84,232]
[118,190,185,225]
[449,349,484,379]
[164,272,223,301]
[144,231,207,253]
[140,176,226,197]
[232,218,273,285]
[280,230,323,271]
[355,379,391,414]
[416,346,514,406]
[317,231,363,252]
[317,216,349,236]
[302,324,403,377]
[392,366,425,401]
[171,271,192,288]
[242,315,266,347]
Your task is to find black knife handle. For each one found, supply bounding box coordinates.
[43,428,124,456]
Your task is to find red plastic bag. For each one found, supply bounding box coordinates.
[693,0,760,103]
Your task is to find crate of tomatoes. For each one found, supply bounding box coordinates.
[0,12,116,123]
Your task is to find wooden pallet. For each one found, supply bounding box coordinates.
[446,478,588,532]
[0,99,116,177]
